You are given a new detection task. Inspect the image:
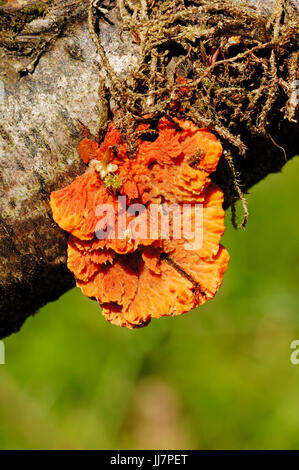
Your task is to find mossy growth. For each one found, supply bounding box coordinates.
[12,3,46,32]
[0,1,51,34]
[89,0,298,227]
[22,4,46,17]
[103,174,122,192]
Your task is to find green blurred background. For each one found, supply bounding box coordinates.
[0,157,298,450]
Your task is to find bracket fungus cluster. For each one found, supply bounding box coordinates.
[50,116,229,328]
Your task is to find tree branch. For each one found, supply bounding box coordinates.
[0,0,298,338]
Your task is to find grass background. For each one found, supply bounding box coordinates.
[0,157,298,450]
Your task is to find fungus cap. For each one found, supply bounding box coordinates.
[50,117,229,328]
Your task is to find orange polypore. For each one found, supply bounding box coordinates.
[50,116,229,328]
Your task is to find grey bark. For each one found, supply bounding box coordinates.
[0,0,298,338]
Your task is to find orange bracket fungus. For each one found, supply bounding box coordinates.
[50,116,230,329]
